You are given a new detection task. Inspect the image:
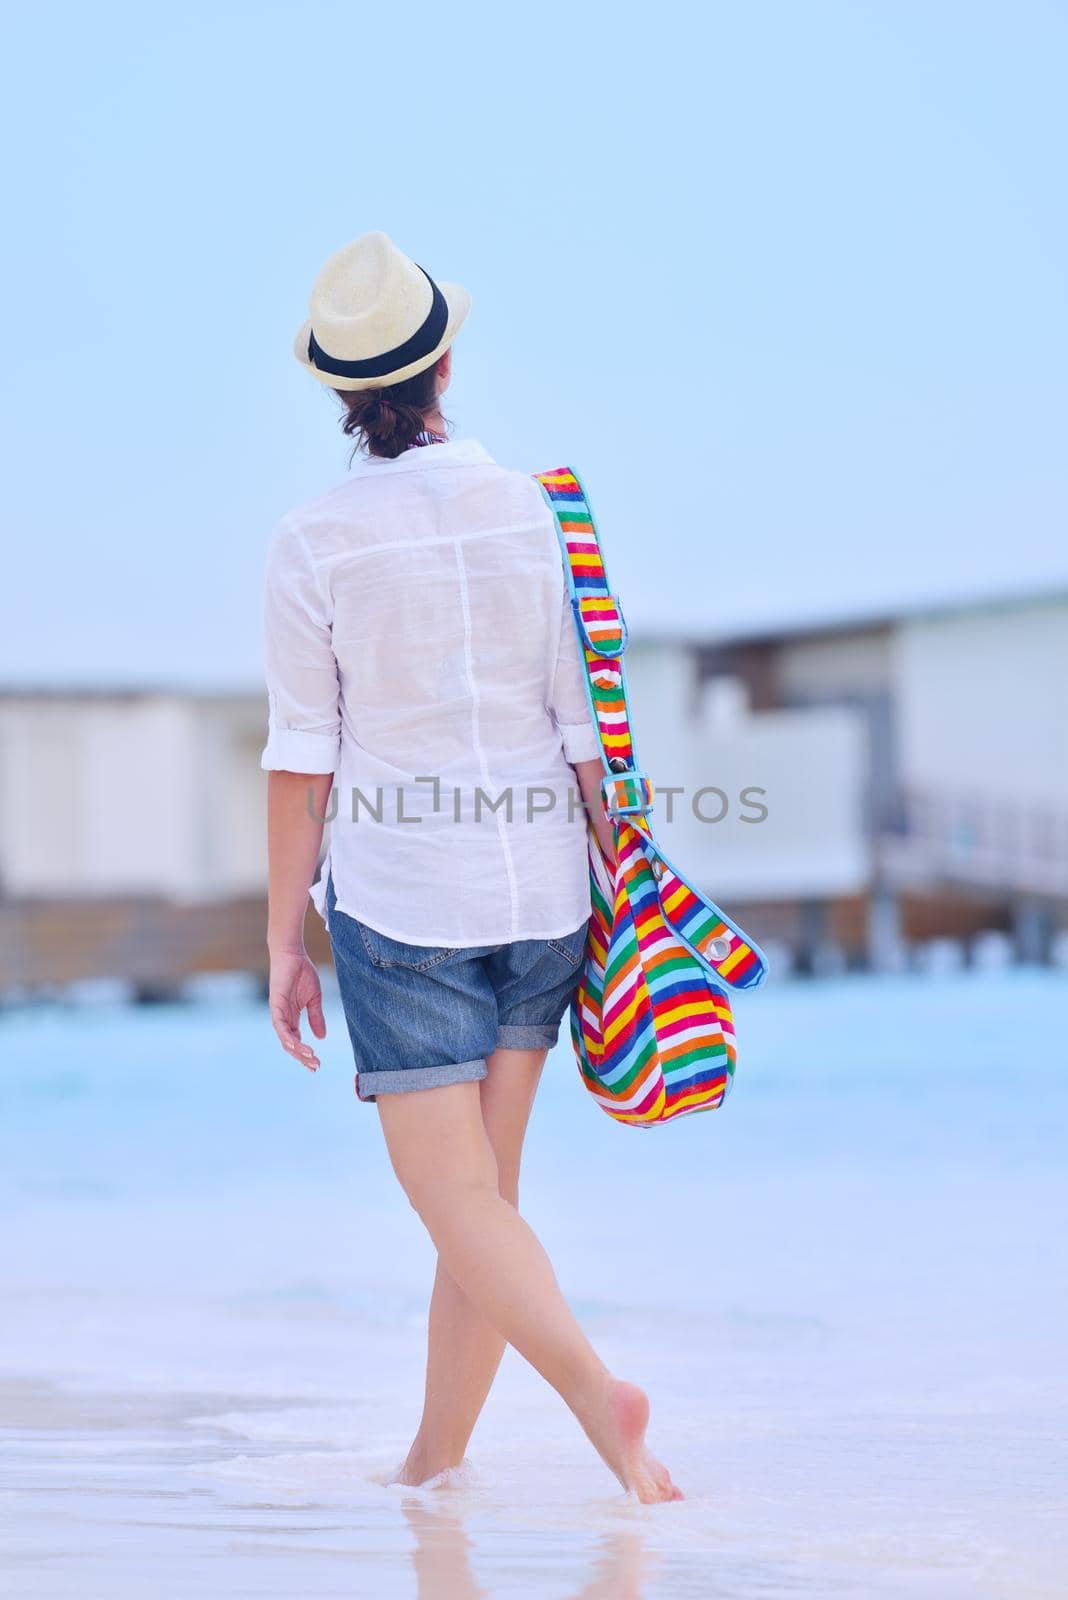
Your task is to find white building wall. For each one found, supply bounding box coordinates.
[0,698,198,896]
[85,699,203,895]
[201,703,271,896]
[624,643,870,899]
[777,627,893,700]
[0,703,82,890]
[0,695,269,901]
[895,600,1068,810]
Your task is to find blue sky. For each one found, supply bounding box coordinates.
[2,1,1065,686]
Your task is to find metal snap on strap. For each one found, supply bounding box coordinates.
[651,858,664,881]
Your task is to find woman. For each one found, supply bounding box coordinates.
[261,231,681,1504]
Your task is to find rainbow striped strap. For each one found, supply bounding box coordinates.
[533,466,637,778]
[533,465,769,995]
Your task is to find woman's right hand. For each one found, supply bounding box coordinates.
[268,947,327,1072]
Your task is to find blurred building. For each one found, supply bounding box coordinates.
[0,688,281,995]
[1,584,1066,992]
[629,583,1068,970]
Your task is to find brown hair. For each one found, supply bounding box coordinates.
[334,359,447,461]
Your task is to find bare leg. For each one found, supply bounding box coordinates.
[395,1045,545,1485]
[377,1077,682,1503]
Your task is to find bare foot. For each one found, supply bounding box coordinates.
[577,1376,684,1504]
[385,1451,472,1488]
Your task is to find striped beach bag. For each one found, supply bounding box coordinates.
[533,466,769,1126]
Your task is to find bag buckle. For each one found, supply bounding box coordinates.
[601,766,653,818]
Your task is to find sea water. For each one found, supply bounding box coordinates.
[0,970,1065,1598]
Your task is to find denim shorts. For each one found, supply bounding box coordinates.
[324,873,588,1102]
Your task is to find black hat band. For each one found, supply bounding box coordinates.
[307,265,449,380]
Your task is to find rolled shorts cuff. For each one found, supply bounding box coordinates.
[496,1022,560,1050]
[355,1057,488,1102]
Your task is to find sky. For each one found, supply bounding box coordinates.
[2,0,1066,687]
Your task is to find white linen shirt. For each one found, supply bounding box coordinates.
[259,436,602,946]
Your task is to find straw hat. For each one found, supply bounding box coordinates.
[292,231,471,391]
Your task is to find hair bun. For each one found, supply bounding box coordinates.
[334,360,444,460]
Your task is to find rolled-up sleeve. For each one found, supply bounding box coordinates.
[548,583,602,765]
[259,515,342,774]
